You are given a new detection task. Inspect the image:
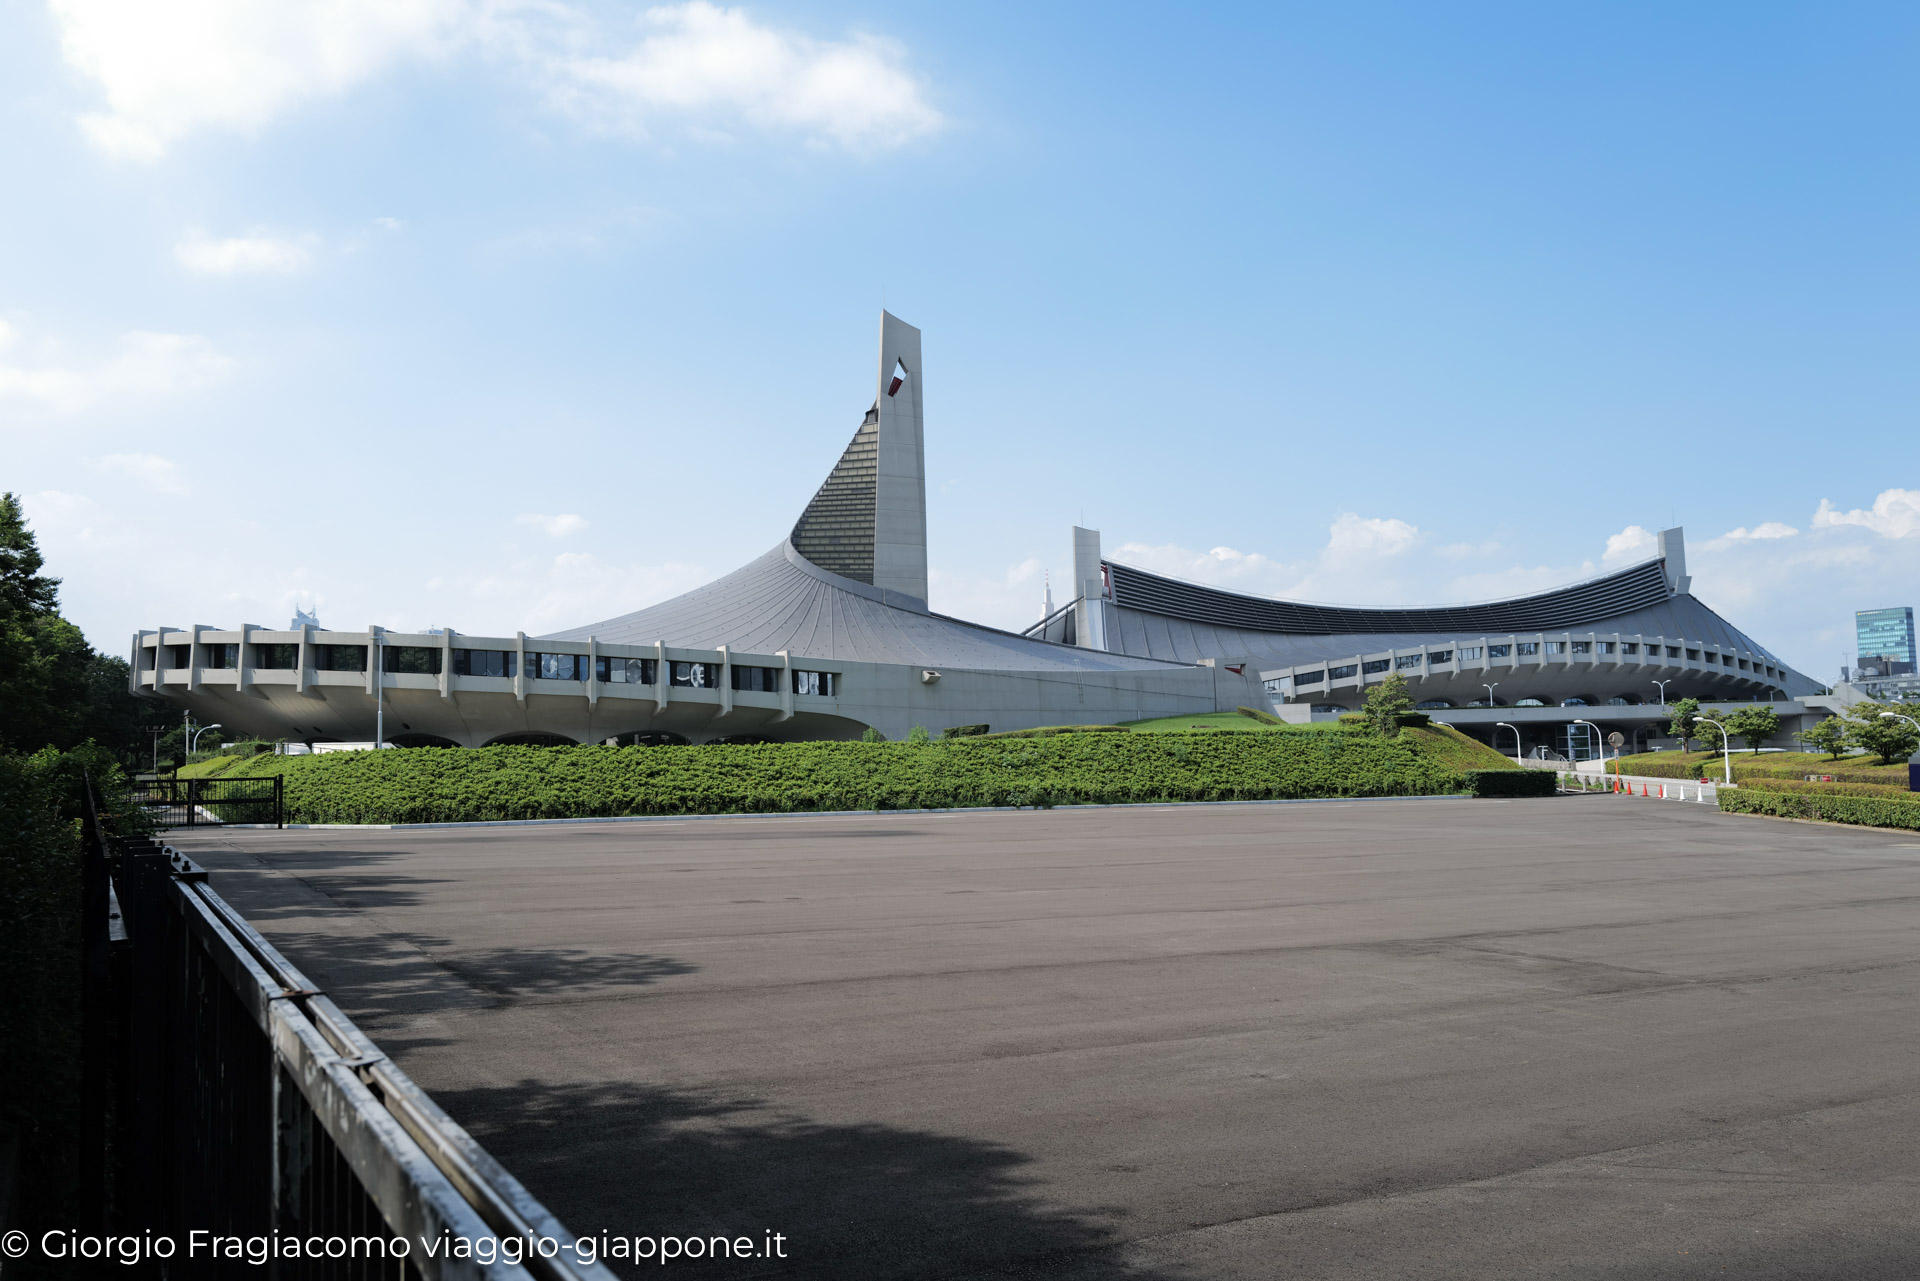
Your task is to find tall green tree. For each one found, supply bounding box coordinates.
[1800,716,1849,760]
[1665,697,1701,752]
[1722,705,1780,754]
[1362,672,1415,736]
[1844,700,1920,765]
[0,493,168,761]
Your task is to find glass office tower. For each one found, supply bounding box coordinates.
[1856,607,1917,675]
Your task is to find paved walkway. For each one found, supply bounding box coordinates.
[177,799,1920,1280]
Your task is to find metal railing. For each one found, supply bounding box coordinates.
[82,784,614,1280]
[132,774,284,828]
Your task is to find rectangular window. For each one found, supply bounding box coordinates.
[1685,649,1700,660]
[596,655,655,685]
[1621,642,1638,655]
[671,660,718,688]
[1570,641,1591,654]
[1293,670,1325,686]
[1516,642,1538,656]
[1457,647,1482,660]
[1598,641,1615,654]
[1737,659,1749,670]
[202,643,239,669]
[793,669,838,696]
[1361,658,1391,674]
[166,644,190,669]
[253,643,298,670]
[1545,641,1567,655]
[1427,651,1453,665]
[730,664,781,692]
[383,646,443,675]
[1487,644,1510,658]
[317,644,366,673]
[1394,654,1423,669]
[455,649,516,679]
[1328,664,1357,679]
[1262,678,1285,693]
[529,652,587,681]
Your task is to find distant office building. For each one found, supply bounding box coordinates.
[1856,607,1916,677]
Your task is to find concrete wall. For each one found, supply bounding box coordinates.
[134,627,1264,746]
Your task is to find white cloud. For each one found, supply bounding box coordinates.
[1323,513,1420,566]
[515,512,587,537]
[1601,524,1657,565]
[554,2,941,149]
[0,320,230,412]
[51,0,464,161]
[1812,489,1920,540]
[50,0,939,161]
[1702,521,1800,550]
[175,230,314,275]
[98,452,188,494]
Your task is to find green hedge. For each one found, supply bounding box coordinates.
[208,731,1491,825]
[1461,769,1556,798]
[1738,776,1914,800]
[1719,787,1920,831]
[1615,751,1907,786]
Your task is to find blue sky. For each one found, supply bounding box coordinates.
[2,1,1915,681]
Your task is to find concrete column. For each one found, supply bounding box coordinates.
[655,641,669,715]
[514,632,527,704]
[777,650,793,722]
[236,624,252,695]
[365,627,380,698]
[128,634,142,695]
[718,644,733,716]
[187,624,204,692]
[441,630,455,703]
[586,636,598,708]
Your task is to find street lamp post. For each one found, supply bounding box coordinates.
[1651,679,1672,705]
[1495,721,1522,765]
[188,722,222,756]
[1481,682,1499,707]
[1696,717,1733,787]
[1571,718,1607,768]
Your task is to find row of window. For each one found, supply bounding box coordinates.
[1277,641,1782,685]
[159,642,837,694]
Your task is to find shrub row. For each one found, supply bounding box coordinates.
[1737,776,1914,800]
[1718,787,1920,831]
[1615,756,1905,786]
[211,731,1487,825]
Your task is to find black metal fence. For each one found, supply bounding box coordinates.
[132,774,284,828]
[81,782,613,1280]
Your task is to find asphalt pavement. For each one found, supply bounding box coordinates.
[174,795,1920,1280]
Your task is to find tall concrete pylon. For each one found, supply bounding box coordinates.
[790,311,928,609]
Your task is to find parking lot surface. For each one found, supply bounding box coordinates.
[177,797,1920,1279]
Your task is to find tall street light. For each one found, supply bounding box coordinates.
[1481,682,1499,707]
[1571,718,1606,767]
[1651,679,1672,705]
[1495,721,1522,765]
[1695,717,1733,787]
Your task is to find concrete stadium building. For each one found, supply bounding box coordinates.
[133,315,1264,747]
[134,313,1827,757]
[1025,527,1830,758]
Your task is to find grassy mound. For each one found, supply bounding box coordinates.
[196,726,1520,824]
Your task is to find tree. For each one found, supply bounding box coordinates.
[1844,700,1920,765]
[1666,697,1701,752]
[0,493,169,764]
[1722,705,1780,754]
[1801,716,1849,760]
[1362,672,1415,736]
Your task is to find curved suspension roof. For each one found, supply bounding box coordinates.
[1105,557,1675,635]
